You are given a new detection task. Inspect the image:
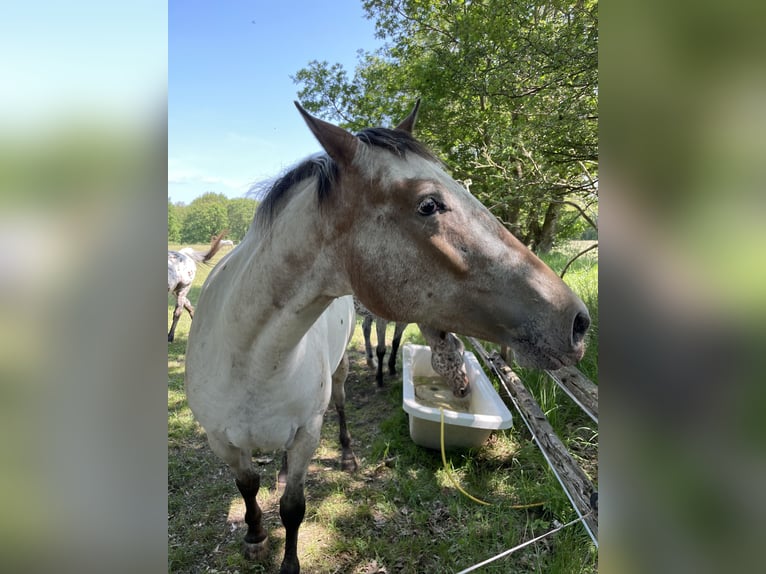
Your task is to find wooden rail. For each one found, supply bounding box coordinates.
[466,337,598,545]
[545,366,598,423]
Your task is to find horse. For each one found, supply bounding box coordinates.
[353,297,408,385]
[184,101,589,574]
[167,231,226,342]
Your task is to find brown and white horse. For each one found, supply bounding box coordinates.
[184,101,589,573]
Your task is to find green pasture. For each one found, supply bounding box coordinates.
[168,241,598,573]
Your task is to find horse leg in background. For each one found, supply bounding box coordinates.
[182,297,194,320]
[331,352,358,471]
[168,284,194,343]
[374,317,388,387]
[361,315,375,368]
[168,298,183,343]
[388,322,408,376]
[279,416,324,574]
[206,433,269,561]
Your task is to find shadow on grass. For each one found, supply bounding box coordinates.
[169,319,596,573]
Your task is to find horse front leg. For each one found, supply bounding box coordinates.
[332,352,358,471]
[207,434,269,561]
[279,416,323,574]
[236,471,269,560]
[277,352,356,502]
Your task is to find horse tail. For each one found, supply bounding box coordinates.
[183,230,228,264]
[202,230,228,263]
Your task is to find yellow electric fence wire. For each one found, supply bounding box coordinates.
[440,408,491,506]
[439,407,545,510]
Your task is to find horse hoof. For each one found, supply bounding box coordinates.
[242,536,269,561]
[341,453,358,473]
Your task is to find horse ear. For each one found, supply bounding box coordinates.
[294,102,359,165]
[394,99,421,133]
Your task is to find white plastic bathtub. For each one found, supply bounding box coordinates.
[401,344,513,450]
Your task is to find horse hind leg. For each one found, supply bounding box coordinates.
[375,318,387,387]
[207,434,270,561]
[168,286,194,343]
[388,322,407,376]
[177,285,195,321]
[332,352,358,471]
[168,300,184,342]
[183,297,194,320]
[361,315,375,368]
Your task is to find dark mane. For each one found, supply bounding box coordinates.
[252,153,337,228]
[355,127,439,163]
[252,127,439,228]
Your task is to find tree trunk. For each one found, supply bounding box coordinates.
[504,198,523,240]
[536,201,562,254]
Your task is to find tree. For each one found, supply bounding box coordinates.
[168,199,182,243]
[227,197,259,241]
[180,192,229,244]
[293,0,598,253]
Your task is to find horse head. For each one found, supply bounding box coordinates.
[296,101,589,370]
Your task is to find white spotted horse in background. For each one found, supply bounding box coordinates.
[167,231,227,342]
[184,101,589,574]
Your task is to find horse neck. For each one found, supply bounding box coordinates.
[222,188,350,361]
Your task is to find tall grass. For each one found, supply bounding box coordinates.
[167,241,598,573]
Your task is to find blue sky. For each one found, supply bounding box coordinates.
[0,1,166,131]
[169,0,383,205]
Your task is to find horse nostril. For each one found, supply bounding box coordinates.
[572,311,590,346]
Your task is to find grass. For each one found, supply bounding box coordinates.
[168,241,598,573]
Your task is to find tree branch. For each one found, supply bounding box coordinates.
[560,243,598,278]
[550,200,598,231]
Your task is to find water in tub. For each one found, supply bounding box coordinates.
[413,375,471,412]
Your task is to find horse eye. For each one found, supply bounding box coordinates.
[417,197,439,216]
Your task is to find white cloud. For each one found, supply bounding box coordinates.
[168,158,252,200]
